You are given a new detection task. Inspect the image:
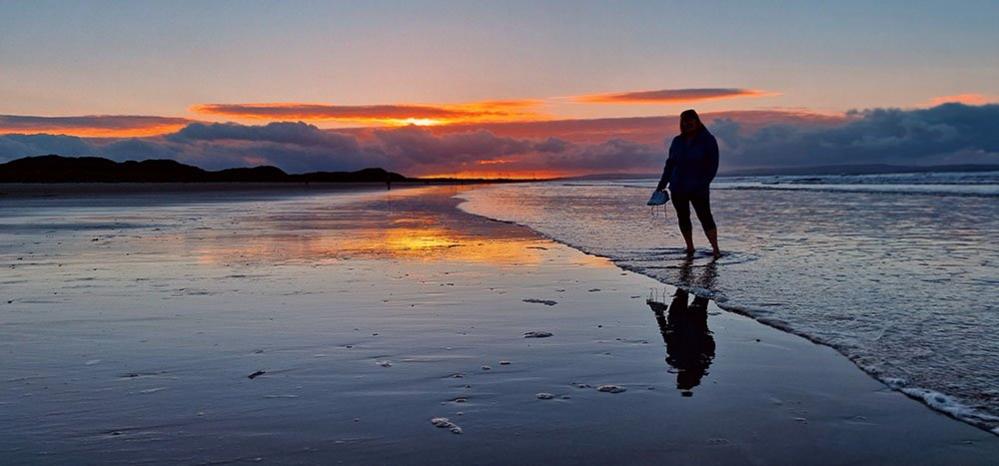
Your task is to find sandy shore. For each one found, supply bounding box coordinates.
[1,186,997,464]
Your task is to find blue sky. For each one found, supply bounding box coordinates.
[3,0,996,115]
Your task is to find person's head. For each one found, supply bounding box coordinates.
[679,109,703,135]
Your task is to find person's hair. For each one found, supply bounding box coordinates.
[680,109,701,124]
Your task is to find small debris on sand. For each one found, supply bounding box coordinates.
[431,417,463,434]
[481,365,492,371]
[499,360,511,365]
[588,288,601,292]
[524,331,553,338]
[522,298,557,306]
[377,360,392,367]
[536,392,555,400]
[597,384,626,393]
[248,370,266,379]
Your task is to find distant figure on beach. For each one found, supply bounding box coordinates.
[656,109,721,258]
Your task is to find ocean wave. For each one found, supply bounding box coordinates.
[561,181,999,197]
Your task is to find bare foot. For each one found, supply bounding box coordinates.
[712,249,722,259]
[685,248,696,257]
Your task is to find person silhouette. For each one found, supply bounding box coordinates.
[648,289,715,396]
[656,109,721,258]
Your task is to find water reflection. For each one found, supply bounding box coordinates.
[677,255,718,291]
[648,289,716,396]
[125,187,556,266]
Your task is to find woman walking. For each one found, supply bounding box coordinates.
[656,109,721,258]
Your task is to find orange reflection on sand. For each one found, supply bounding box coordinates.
[190,216,546,266]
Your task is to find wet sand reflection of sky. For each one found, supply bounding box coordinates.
[125,186,603,267]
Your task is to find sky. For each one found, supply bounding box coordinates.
[1,0,998,177]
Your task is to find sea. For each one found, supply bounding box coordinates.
[457,170,999,434]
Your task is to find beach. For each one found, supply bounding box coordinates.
[2,184,997,464]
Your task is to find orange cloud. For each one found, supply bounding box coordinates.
[573,88,776,104]
[192,100,546,127]
[418,169,565,180]
[403,109,845,145]
[926,93,993,106]
[0,114,192,137]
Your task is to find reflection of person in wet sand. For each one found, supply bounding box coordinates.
[648,289,715,396]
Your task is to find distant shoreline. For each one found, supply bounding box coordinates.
[0,154,543,185]
[0,180,509,198]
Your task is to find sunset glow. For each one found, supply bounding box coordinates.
[0,2,996,178]
[0,115,192,137]
[191,99,548,128]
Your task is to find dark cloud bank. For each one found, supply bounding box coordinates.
[1,104,996,176]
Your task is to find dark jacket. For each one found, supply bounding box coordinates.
[656,129,719,196]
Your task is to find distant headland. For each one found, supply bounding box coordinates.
[0,155,411,183]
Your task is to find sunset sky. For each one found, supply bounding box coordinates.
[2,1,997,177]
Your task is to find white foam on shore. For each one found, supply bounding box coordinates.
[899,387,999,428]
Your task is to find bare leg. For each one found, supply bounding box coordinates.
[681,229,695,255]
[705,228,720,258]
[671,195,695,255]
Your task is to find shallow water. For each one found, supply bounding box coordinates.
[457,172,999,432]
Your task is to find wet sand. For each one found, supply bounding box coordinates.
[1,186,997,464]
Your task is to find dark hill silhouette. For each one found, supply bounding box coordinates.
[0,155,409,183]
